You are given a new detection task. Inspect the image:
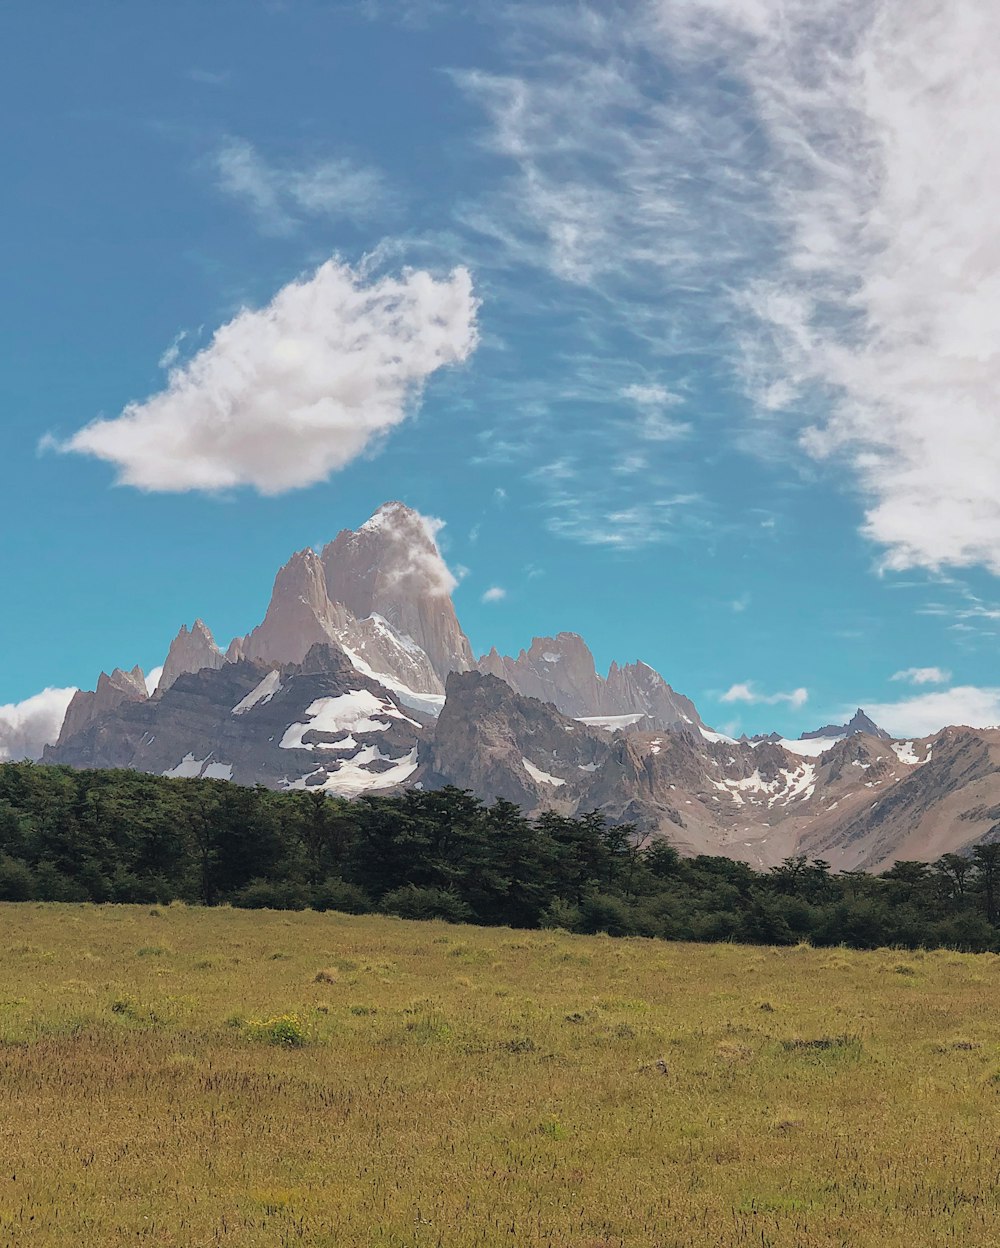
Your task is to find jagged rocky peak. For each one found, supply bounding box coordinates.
[801,708,891,742]
[321,501,474,682]
[604,659,703,728]
[238,548,351,667]
[57,664,149,746]
[477,632,604,718]
[477,633,702,730]
[158,619,225,693]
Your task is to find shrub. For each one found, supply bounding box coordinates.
[312,879,371,914]
[232,879,312,910]
[539,899,581,931]
[380,885,472,924]
[0,856,34,902]
[578,895,635,937]
[243,1013,309,1047]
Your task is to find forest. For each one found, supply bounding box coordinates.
[1,761,999,951]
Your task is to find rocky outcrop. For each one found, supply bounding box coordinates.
[425,670,609,807]
[158,620,225,692]
[321,502,474,682]
[477,632,701,729]
[56,665,148,746]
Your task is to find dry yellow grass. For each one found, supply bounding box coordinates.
[1,902,999,1246]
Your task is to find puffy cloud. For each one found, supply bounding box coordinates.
[356,503,460,598]
[144,666,164,696]
[54,260,478,494]
[214,139,387,235]
[890,667,951,686]
[481,586,507,603]
[721,682,808,708]
[0,687,76,762]
[865,687,1000,738]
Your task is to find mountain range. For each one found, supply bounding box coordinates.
[42,501,1000,872]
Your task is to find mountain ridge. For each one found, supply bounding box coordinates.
[39,501,995,873]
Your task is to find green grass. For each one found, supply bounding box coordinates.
[1,903,999,1245]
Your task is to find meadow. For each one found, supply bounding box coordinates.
[0,903,998,1246]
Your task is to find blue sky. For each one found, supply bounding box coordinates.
[4,0,1000,751]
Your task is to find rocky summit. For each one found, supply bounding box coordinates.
[41,501,1000,872]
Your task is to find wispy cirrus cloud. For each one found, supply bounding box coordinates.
[214,138,388,235]
[621,383,692,443]
[50,259,478,495]
[458,0,1000,579]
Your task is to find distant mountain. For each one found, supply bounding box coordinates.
[39,500,1000,873]
[477,633,701,730]
[801,708,891,742]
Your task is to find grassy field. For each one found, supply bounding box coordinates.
[0,906,999,1247]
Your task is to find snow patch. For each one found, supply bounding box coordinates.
[287,746,418,795]
[762,736,845,758]
[280,690,417,751]
[203,762,234,781]
[232,670,282,715]
[891,740,922,765]
[577,713,644,730]
[163,754,233,781]
[700,727,738,744]
[541,651,562,663]
[522,757,566,787]
[339,644,445,718]
[163,754,206,779]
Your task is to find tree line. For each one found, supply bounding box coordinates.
[1,761,999,951]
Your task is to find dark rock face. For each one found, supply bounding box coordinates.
[477,632,702,729]
[46,645,422,796]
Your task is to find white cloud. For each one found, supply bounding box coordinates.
[721,682,808,708]
[214,138,387,234]
[866,687,1000,738]
[621,383,692,443]
[54,259,478,494]
[144,666,164,696]
[890,667,951,686]
[461,1,1000,576]
[481,586,507,603]
[0,687,77,762]
[650,0,1000,575]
